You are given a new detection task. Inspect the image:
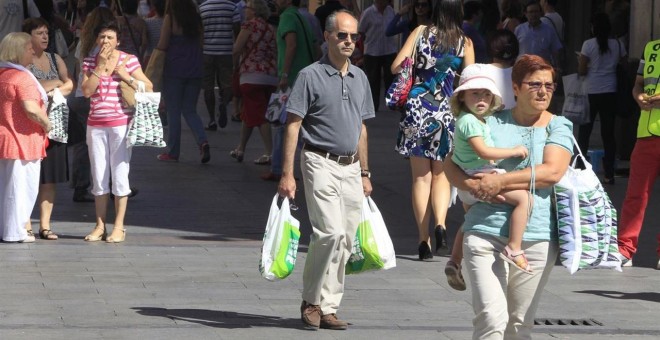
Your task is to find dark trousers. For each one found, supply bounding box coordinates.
[67,96,91,193]
[577,93,617,178]
[363,53,396,111]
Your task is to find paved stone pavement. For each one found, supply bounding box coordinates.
[3,99,660,339]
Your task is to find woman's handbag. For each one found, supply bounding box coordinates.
[145,48,165,92]
[47,88,69,143]
[346,197,396,274]
[561,73,590,125]
[259,194,301,281]
[554,134,623,274]
[385,26,425,110]
[126,81,166,148]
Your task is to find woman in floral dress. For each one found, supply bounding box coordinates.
[391,0,474,260]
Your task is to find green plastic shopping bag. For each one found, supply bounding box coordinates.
[259,194,301,281]
[346,197,396,274]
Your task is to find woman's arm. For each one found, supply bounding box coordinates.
[385,10,409,37]
[232,26,251,67]
[54,54,74,96]
[391,25,424,74]
[462,37,475,68]
[22,100,51,132]
[577,54,589,76]
[155,14,172,51]
[474,144,572,197]
[444,152,481,191]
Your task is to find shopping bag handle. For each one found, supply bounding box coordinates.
[136,80,146,93]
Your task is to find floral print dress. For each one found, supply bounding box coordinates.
[395,27,465,161]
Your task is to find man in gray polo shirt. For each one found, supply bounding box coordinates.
[278,10,375,331]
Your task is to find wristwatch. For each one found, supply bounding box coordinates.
[361,170,371,178]
[281,72,288,78]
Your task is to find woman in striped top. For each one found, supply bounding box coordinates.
[81,21,152,244]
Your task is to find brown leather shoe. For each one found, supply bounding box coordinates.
[300,301,321,329]
[320,313,348,330]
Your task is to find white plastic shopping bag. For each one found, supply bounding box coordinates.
[259,194,301,281]
[561,73,590,125]
[346,196,396,274]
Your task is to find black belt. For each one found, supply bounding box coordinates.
[303,144,358,165]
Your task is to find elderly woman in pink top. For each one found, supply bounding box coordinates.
[81,21,152,244]
[0,32,52,243]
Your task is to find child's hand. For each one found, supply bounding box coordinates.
[513,145,528,158]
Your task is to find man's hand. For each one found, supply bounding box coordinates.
[278,173,297,199]
[362,177,372,197]
[278,77,288,92]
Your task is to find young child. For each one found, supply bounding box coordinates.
[445,64,533,291]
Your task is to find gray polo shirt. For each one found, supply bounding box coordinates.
[287,55,376,156]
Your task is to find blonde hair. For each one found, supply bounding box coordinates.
[0,32,31,64]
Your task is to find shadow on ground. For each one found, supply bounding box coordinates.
[575,290,660,303]
[132,307,309,330]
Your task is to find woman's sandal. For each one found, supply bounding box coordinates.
[106,229,126,243]
[444,260,467,291]
[230,149,244,163]
[39,229,58,240]
[253,155,271,165]
[500,245,533,274]
[84,226,106,242]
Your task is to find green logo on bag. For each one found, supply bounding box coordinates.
[271,221,300,279]
[346,221,384,275]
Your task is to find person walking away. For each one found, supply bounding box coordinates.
[199,0,240,130]
[155,0,210,164]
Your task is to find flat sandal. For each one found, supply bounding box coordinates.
[39,229,58,240]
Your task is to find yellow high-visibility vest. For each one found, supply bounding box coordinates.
[638,39,660,137]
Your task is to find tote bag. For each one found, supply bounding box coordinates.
[555,134,622,274]
[47,88,69,143]
[126,81,166,148]
[259,194,301,281]
[265,88,291,124]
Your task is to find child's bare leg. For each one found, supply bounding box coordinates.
[501,190,532,252]
[449,202,471,263]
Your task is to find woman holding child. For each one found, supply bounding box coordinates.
[445,54,573,339]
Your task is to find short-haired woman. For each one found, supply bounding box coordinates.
[81,21,152,243]
[0,32,52,243]
[23,17,74,240]
[445,55,573,339]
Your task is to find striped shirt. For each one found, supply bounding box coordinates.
[82,52,140,127]
[199,0,240,55]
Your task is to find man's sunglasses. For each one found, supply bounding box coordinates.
[336,32,360,42]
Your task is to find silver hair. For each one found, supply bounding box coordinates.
[247,0,270,20]
[324,9,357,32]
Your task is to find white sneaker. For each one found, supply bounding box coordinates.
[656,258,660,270]
[621,258,633,267]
